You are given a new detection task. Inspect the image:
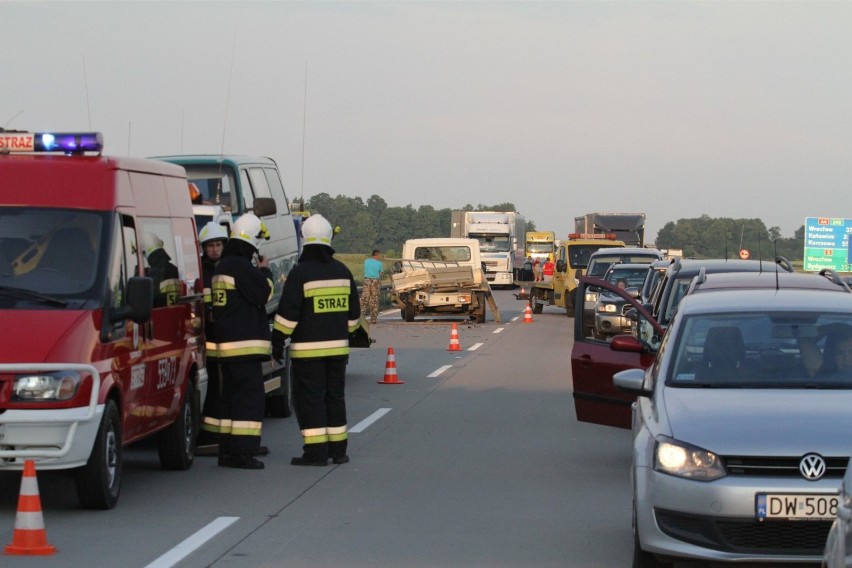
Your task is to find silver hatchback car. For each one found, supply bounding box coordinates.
[615,285,852,566]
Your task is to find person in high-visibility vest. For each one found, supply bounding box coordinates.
[272,214,362,466]
[211,213,272,470]
[197,222,228,453]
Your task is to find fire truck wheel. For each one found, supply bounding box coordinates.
[532,302,543,314]
[157,380,198,470]
[75,399,123,510]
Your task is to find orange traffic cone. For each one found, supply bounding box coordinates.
[523,304,534,324]
[378,346,404,384]
[4,460,56,556]
[447,323,462,351]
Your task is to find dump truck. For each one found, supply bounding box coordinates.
[449,210,525,287]
[390,238,500,323]
[574,213,646,247]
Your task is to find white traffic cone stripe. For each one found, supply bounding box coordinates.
[13,512,46,530]
[19,476,38,495]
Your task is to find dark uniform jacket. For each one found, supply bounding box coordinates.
[272,246,361,359]
[211,242,273,361]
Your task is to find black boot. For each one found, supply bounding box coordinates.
[220,455,265,469]
[331,455,350,464]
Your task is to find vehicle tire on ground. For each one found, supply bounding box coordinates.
[632,506,671,568]
[403,303,415,322]
[75,399,122,510]
[266,353,293,418]
[473,292,486,323]
[157,380,197,470]
[532,301,543,314]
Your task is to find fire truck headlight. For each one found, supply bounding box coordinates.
[14,372,82,401]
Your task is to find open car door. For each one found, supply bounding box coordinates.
[570,276,664,429]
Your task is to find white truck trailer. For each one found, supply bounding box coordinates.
[450,210,526,288]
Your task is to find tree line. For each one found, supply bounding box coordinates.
[300,194,805,261]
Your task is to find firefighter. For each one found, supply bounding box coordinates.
[196,222,228,453]
[272,214,362,466]
[211,213,272,469]
[144,233,180,306]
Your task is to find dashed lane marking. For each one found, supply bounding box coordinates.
[145,516,239,568]
[428,365,453,377]
[468,343,483,351]
[350,408,391,433]
[493,327,504,334]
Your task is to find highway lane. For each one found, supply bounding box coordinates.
[0,291,636,567]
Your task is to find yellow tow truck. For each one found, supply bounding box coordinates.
[522,233,625,315]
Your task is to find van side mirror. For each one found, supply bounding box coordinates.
[556,260,566,273]
[110,277,153,323]
[252,197,277,217]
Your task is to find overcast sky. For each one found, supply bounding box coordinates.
[3,1,851,242]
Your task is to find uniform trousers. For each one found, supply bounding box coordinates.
[220,359,265,456]
[292,356,348,461]
[198,358,223,445]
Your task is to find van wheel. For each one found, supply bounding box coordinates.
[532,302,543,314]
[157,381,197,470]
[403,304,415,322]
[266,354,293,418]
[75,400,122,510]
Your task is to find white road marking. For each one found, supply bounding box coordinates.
[350,408,391,433]
[493,327,504,334]
[428,365,453,377]
[468,343,483,351]
[145,516,239,568]
[511,316,519,322]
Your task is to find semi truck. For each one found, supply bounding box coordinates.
[389,238,500,323]
[525,233,626,316]
[525,231,556,261]
[574,213,646,247]
[450,210,525,288]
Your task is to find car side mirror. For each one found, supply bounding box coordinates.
[111,276,153,323]
[252,197,277,217]
[610,334,644,353]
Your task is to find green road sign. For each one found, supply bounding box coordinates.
[803,217,851,272]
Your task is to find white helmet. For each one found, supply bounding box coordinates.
[199,221,229,245]
[143,233,165,256]
[301,214,334,247]
[231,213,270,250]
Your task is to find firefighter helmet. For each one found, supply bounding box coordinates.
[301,214,334,247]
[199,221,229,245]
[143,233,165,256]
[231,213,269,250]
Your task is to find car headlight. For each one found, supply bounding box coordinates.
[14,371,82,401]
[655,437,726,481]
[585,292,598,303]
[596,303,618,313]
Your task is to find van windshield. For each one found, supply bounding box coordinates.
[0,208,106,302]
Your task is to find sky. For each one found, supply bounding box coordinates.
[2,1,851,243]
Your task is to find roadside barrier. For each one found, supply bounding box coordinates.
[4,460,56,556]
[378,346,404,384]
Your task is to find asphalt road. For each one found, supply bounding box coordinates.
[0,290,820,567]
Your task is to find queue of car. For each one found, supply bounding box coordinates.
[569,251,852,566]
